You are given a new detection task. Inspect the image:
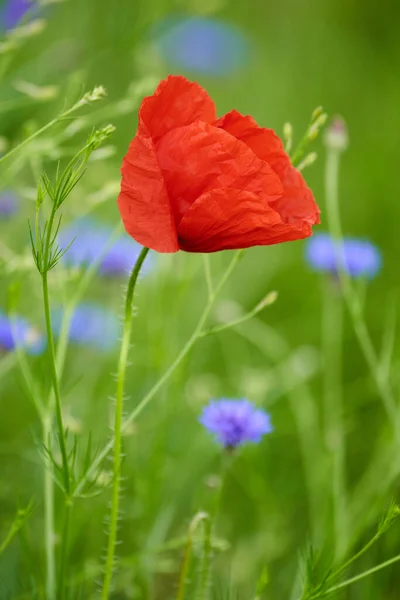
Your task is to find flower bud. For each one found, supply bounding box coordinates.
[255,290,279,311]
[308,113,328,140]
[283,122,293,152]
[324,116,348,152]
[312,106,324,120]
[297,151,318,171]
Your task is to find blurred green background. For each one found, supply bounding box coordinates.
[1,0,400,598]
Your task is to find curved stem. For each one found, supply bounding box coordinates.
[324,146,398,435]
[310,552,400,599]
[176,513,210,600]
[74,250,244,500]
[101,246,150,599]
[0,94,91,166]
[326,530,381,585]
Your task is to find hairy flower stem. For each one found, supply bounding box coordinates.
[101,246,150,599]
[74,250,244,501]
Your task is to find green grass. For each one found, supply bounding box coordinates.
[1,0,400,598]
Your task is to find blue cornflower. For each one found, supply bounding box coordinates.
[305,233,382,279]
[0,312,45,355]
[52,303,121,352]
[58,219,151,277]
[0,190,19,217]
[1,0,31,30]
[152,16,251,76]
[200,399,273,449]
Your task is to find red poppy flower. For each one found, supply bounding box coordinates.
[118,75,320,253]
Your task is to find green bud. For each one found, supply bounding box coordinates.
[297,151,318,171]
[312,106,324,120]
[283,122,293,152]
[308,113,328,140]
[81,85,107,105]
[255,290,279,311]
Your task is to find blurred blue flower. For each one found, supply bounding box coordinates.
[58,219,151,277]
[1,0,31,30]
[153,16,251,76]
[305,233,382,279]
[0,190,19,217]
[0,312,45,355]
[52,303,121,352]
[200,399,273,449]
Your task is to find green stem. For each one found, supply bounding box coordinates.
[74,250,244,500]
[310,552,400,599]
[199,305,263,338]
[176,513,210,600]
[43,224,123,600]
[203,255,213,299]
[0,97,87,166]
[196,517,212,600]
[324,147,398,435]
[58,499,73,600]
[42,271,70,494]
[43,415,56,600]
[326,530,381,584]
[322,280,347,560]
[101,246,150,599]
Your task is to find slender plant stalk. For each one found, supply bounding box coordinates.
[58,499,72,600]
[42,238,71,598]
[322,280,347,560]
[43,416,56,600]
[324,146,398,435]
[101,246,150,599]
[326,530,382,585]
[195,517,212,600]
[43,222,124,600]
[0,92,100,166]
[309,552,400,599]
[74,250,244,500]
[42,272,70,494]
[8,322,55,597]
[203,255,214,299]
[176,513,210,600]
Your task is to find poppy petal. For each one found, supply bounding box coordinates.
[216,109,285,165]
[217,109,320,228]
[139,75,217,143]
[177,188,310,253]
[155,120,283,227]
[118,122,179,253]
[268,161,320,228]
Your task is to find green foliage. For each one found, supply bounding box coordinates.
[1,1,400,599]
